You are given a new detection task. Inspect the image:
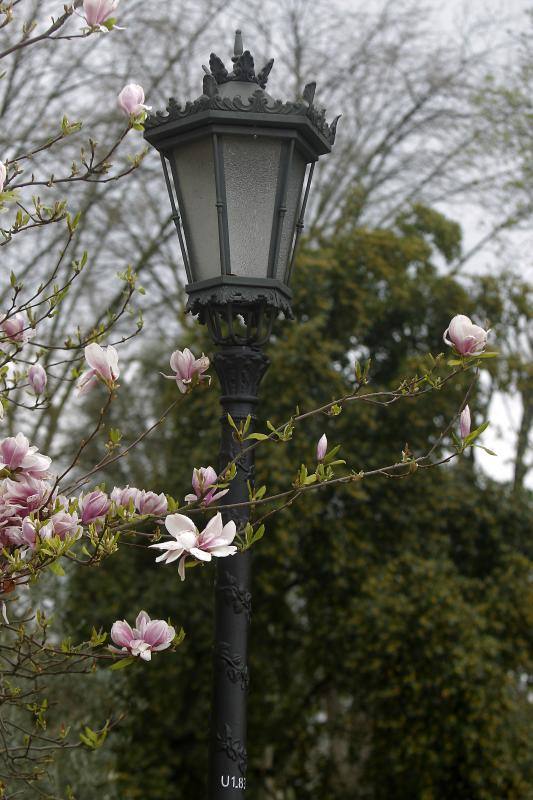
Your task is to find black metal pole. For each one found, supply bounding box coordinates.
[209,344,269,799]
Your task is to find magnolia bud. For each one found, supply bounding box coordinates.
[316,434,327,461]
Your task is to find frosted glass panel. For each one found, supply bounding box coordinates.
[223,135,281,278]
[275,151,307,281]
[173,138,220,282]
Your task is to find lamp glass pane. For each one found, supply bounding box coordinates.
[223,134,281,278]
[275,150,307,281]
[172,137,220,282]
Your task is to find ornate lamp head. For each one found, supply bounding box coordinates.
[144,30,338,345]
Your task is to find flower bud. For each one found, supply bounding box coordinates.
[1,313,31,343]
[460,405,471,440]
[79,490,110,524]
[118,83,150,118]
[316,434,327,461]
[111,485,140,508]
[83,0,119,27]
[28,364,47,395]
[135,490,167,516]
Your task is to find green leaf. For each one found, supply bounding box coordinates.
[246,432,269,441]
[464,421,489,446]
[227,414,239,432]
[250,524,266,545]
[109,656,136,671]
[173,627,186,647]
[473,444,498,456]
[48,560,65,577]
[323,444,341,464]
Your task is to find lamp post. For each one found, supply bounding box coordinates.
[144,30,337,798]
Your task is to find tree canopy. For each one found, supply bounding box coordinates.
[63,206,533,799]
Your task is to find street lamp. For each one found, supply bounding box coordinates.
[144,29,337,799]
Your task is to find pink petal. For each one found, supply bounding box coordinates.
[110,620,134,648]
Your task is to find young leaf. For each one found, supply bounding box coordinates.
[109,656,136,671]
[464,421,489,447]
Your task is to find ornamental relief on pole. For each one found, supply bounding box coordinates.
[218,571,252,622]
[217,724,248,775]
[215,641,250,690]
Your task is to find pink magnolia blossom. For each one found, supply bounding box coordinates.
[110,610,175,661]
[3,476,51,518]
[82,0,119,27]
[15,518,54,550]
[0,162,6,193]
[460,405,471,440]
[316,434,327,461]
[1,313,31,343]
[117,84,150,118]
[51,509,82,540]
[443,315,488,356]
[79,490,110,525]
[136,490,167,516]
[28,364,47,395]
[163,348,210,394]
[151,512,237,581]
[184,466,228,506]
[0,433,51,477]
[77,342,119,396]
[111,485,140,508]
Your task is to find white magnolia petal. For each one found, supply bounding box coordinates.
[189,547,212,562]
[165,513,197,538]
[210,545,238,558]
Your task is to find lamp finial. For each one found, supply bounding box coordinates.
[234,29,243,57]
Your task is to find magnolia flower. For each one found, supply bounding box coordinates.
[79,490,110,525]
[0,433,51,477]
[136,490,167,516]
[184,466,228,506]
[117,84,150,118]
[77,342,119,396]
[16,518,54,550]
[443,315,488,356]
[82,0,119,28]
[111,485,140,508]
[163,348,210,394]
[151,512,237,581]
[460,405,471,440]
[3,476,51,518]
[51,509,82,540]
[0,162,6,193]
[110,610,175,662]
[28,364,47,396]
[1,312,31,343]
[316,434,327,461]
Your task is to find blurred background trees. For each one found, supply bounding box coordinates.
[61,206,532,799]
[2,0,531,797]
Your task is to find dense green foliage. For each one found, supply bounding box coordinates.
[64,207,532,799]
